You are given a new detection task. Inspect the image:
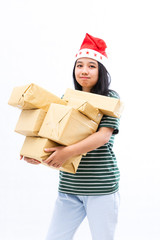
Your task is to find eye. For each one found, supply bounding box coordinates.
[76,64,83,68]
[89,65,96,68]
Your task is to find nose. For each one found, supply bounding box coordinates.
[81,66,89,75]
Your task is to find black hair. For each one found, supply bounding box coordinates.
[73,61,113,97]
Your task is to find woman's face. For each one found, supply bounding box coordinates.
[75,57,99,92]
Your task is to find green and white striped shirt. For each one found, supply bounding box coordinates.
[58,90,120,195]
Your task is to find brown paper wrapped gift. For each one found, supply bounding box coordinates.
[20,137,82,174]
[15,109,46,136]
[63,88,124,118]
[8,83,66,111]
[38,103,98,146]
[67,98,103,125]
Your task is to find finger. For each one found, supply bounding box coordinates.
[26,160,38,164]
[28,160,40,165]
[20,155,23,160]
[23,157,30,162]
[29,162,40,165]
[45,157,57,166]
[44,147,57,152]
[23,157,39,162]
[43,153,55,164]
[24,157,41,164]
[47,160,55,166]
[31,159,41,164]
[44,158,53,164]
[53,163,61,168]
[24,157,34,162]
[49,162,58,168]
[47,160,61,168]
[32,161,41,165]
[24,158,33,163]
[54,164,61,168]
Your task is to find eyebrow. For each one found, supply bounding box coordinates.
[76,61,97,65]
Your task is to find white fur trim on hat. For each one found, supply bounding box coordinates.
[75,48,108,69]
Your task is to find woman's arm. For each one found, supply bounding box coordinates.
[43,127,114,168]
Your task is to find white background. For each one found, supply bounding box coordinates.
[0,0,160,239]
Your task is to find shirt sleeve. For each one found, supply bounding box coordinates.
[98,115,120,135]
[98,90,120,135]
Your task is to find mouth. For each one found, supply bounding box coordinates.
[80,77,90,79]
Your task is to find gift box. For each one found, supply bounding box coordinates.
[15,109,46,136]
[63,88,124,118]
[66,98,103,125]
[8,83,66,111]
[20,136,82,174]
[38,103,98,146]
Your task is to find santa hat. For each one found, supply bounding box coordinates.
[75,33,108,69]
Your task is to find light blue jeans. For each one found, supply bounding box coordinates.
[46,191,120,240]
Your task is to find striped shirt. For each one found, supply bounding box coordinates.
[59,90,120,195]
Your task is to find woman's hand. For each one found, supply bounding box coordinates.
[20,155,41,165]
[43,146,72,168]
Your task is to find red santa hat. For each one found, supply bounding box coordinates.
[75,33,108,69]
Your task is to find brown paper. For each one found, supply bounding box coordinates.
[67,98,103,125]
[38,103,98,145]
[15,109,46,136]
[20,136,82,174]
[63,88,124,118]
[8,83,66,111]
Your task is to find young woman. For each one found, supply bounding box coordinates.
[22,33,121,240]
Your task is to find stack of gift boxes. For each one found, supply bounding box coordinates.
[8,83,123,174]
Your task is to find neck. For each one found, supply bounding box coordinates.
[82,87,91,92]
